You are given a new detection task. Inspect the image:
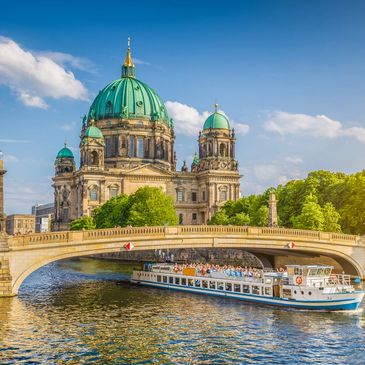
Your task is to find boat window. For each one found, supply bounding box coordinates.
[287,267,294,276]
[283,289,292,298]
[202,280,208,288]
[324,268,331,275]
[225,283,232,291]
[264,287,272,296]
[209,281,216,290]
[217,282,224,290]
[163,276,167,283]
[308,268,317,276]
[252,286,260,295]
[242,285,250,294]
[169,276,174,284]
[157,275,161,282]
[182,278,187,286]
[317,268,324,276]
[308,291,312,295]
[188,279,194,287]
[195,280,201,288]
[265,278,272,284]
[294,268,303,276]
[234,284,241,293]
[175,277,180,285]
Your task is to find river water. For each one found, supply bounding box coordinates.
[0,258,364,365]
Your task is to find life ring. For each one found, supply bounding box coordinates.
[296,276,303,285]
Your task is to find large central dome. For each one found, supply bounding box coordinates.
[88,77,171,126]
[88,40,171,127]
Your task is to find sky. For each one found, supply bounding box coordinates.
[1,0,365,214]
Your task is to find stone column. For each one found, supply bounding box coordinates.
[268,193,278,227]
[0,157,6,232]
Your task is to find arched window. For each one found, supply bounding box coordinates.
[129,136,135,157]
[208,142,213,156]
[90,151,99,166]
[220,189,227,202]
[202,145,207,157]
[109,186,118,198]
[90,187,98,201]
[137,137,144,158]
[220,143,226,157]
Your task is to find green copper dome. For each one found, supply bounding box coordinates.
[84,125,104,139]
[88,77,171,127]
[203,111,230,130]
[88,40,171,127]
[56,145,74,159]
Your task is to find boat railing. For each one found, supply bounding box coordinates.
[326,274,351,286]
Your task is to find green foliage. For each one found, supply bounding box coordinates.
[126,187,178,226]
[322,202,341,232]
[291,194,324,231]
[208,210,229,225]
[69,216,96,231]
[93,186,178,228]
[93,195,130,228]
[209,169,365,234]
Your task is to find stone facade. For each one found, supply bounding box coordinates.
[53,43,241,231]
[6,214,35,235]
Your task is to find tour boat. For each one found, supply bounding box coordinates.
[131,264,364,311]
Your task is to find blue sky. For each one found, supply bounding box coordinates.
[1,0,365,213]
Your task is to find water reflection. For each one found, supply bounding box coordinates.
[0,258,364,364]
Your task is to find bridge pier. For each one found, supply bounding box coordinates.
[0,233,14,297]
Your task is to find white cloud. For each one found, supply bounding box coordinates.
[36,51,97,73]
[18,91,48,109]
[60,121,76,131]
[284,156,303,164]
[0,36,89,109]
[165,100,250,136]
[265,111,365,144]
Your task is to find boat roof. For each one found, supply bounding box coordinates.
[286,264,334,269]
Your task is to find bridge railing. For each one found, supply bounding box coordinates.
[7,225,362,248]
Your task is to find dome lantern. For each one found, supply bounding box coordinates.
[122,37,135,78]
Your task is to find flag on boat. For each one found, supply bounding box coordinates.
[124,242,134,251]
[288,242,295,249]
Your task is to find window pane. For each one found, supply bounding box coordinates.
[137,137,144,158]
[129,136,135,157]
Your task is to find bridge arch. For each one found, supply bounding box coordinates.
[4,225,365,297]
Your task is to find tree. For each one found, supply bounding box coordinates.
[252,205,269,227]
[70,216,96,231]
[228,212,250,226]
[322,202,341,232]
[291,194,324,231]
[93,195,130,228]
[208,210,230,225]
[126,187,178,226]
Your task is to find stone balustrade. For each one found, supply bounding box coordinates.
[7,225,362,248]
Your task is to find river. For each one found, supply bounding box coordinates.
[0,258,364,364]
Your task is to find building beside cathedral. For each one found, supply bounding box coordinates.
[53,41,241,231]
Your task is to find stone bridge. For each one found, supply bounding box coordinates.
[0,225,364,297]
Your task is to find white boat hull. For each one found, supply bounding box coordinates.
[131,272,364,311]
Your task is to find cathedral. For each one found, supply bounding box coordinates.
[53,40,241,231]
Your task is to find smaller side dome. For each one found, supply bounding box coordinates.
[56,144,74,159]
[203,103,230,130]
[84,124,104,139]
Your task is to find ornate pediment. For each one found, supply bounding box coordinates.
[125,164,173,177]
